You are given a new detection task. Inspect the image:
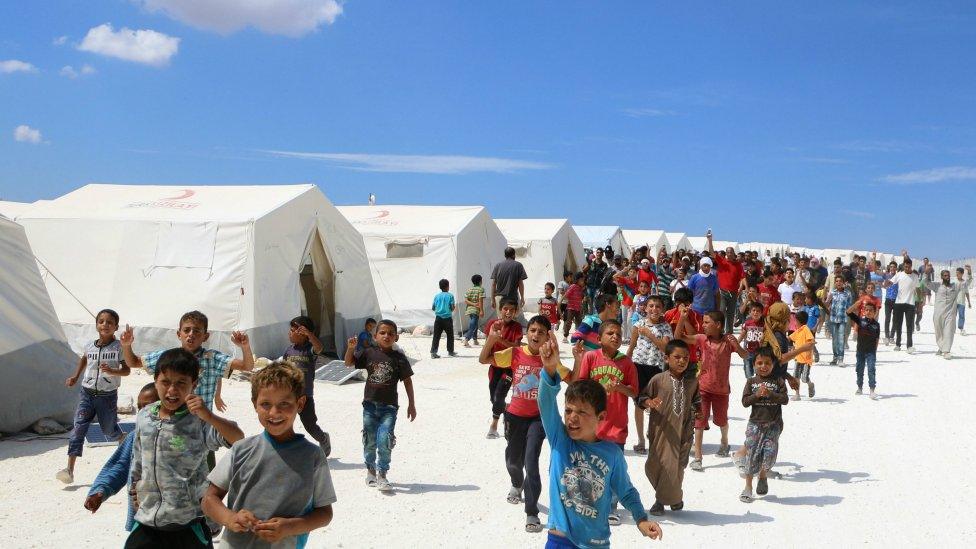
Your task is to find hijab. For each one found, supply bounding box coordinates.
[761,302,790,360]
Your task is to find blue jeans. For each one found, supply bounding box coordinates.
[585,287,599,314]
[743,353,756,379]
[829,321,846,360]
[68,389,122,457]
[362,400,398,473]
[855,351,876,389]
[958,304,966,330]
[465,313,480,342]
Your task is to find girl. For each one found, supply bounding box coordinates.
[639,340,701,515]
[627,295,673,454]
[739,347,790,502]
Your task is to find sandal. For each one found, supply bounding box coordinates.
[649,502,665,516]
[525,515,543,533]
[740,489,754,503]
[608,512,621,526]
[632,443,648,455]
[690,459,704,472]
[507,486,522,505]
[670,501,684,511]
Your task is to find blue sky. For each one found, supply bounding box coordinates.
[2,1,975,259]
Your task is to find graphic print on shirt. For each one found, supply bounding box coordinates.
[588,364,623,388]
[512,364,541,400]
[559,451,609,518]
[368,360,395,385]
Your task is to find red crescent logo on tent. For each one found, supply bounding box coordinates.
[370,210,390,219]
[162,189,196,201]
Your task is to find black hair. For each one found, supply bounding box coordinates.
[438,278,450,291]
[504,247,516,259]
[646,295,665,307]
[563,271,573,279]
[179,310,209,332]
[365,317,377,326]
[705,310,725,330]
[140,382,159,395]
[598,319,622,335]
[595,293,618,313]
[673,287,693,305]
[574,272,585,282]
[377,319,398,333]
[796,310,809,324]
[526,314,552,331]
[748,301,764,311]
[565,378,607,414]
[545,282,555,291]
[499,298,519,309]
[290,315,316,334]
[471,274,483,285]
[154,348,200,381]
[755,345,777,364]
[665,339,689,356]
[96,308,120,324]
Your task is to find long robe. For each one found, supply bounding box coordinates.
[640,371,700,505]
[925,276,972,353]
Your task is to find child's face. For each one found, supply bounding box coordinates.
[137,388,159,410]
[646,299,663,321]
[638,281,650,295]
[702,315,721,336]
[525,322,547,351]
[96,312,118,340]
[544,286,554,298]
[177,320,208,352]
[834,277,845,290]
[599,324,622,352]
[288,323,309,345]
[154,370,196,412]
[785,270,795,283]
[576,278,585,287]
[254,384,304,440]
[365,321,377,334]
[749,306,763,321]
[755,355,774,377]
[666,347,690,377]
[805,295,814,306]
[374,324,398,349]
[792,294,804,306]
[563,398,605,441]
[604,301,620,318]
[866,283,876,294]
[501,304,517,321]
[863,305,877,319]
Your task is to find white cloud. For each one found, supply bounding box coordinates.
[622,108,677,118]
[263,151,555,174]
[141,0,343,37]
[52,35,69,46]
[840,209,876,220]
[77,23,180,67]
[0,59,38,74]
[13,125,43,144]
[59,64,97,79]
[880,166,976,184]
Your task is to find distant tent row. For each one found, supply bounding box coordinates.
[495,219,585,313]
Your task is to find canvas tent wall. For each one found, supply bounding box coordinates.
[621,229,668,256]
[821,248,855,264]
[713,240,739,253]
[15,184,378,358]
[0,200,32,219]
[574,225,630,258]
[339,205,506,332]
[0,215,77,432]
[665,232,692,254]
[495,219,585,311]
[686,236,707,252]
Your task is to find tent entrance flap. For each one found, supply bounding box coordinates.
[563,242,579,274]
[299,229,337,353]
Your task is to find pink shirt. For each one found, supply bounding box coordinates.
[695,333,734,395]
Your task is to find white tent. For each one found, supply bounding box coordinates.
[713,240,740,253]
[621,230,669,256]
[495,219,585,312]
[821,248,855,264]
[15,184,379,357]
[0,215,77,432]
[665,232,693,253]
[686,236,707,252]
[339,205,506,332]
[0,200,32,219]
[574,225,630,258]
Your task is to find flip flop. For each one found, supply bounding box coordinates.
[507,487,522,505]
[690,459,704,472]
[525,515,543,533]
[649,502,665,516]
[740,489,754,503]
[632,444,648,455]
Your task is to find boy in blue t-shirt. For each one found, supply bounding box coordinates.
[356,318,377,354]
[430,278,457,358]
[537,331,663,548]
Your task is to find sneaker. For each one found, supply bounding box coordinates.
[463,341,471,348]
[906,347,916,354]
[486,428,500,439]
[55,468,73,484]
[870,390,879,400]
[507,486,522,505]
[690,459,704,472]
[756,477,769,496]
[376,472,393,492]
[838,360,846,368]
[448,352,459,357]
[365,468,377,487]
[525,515,543,533]
[808,382,816,398]
[430,353,440,359]
[855,387,863,395]
[894,345,902,352]
[473,340,480,346]
[740,489,754,503]
[608,513,621,526]
[649,502,665,516]
[962,330,967,336]
[670,501,684,511]
[716,444,730,458]
[944,352,952,360]
[829,358,837,366]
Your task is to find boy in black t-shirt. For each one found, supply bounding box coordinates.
[344,320,417,491]
[847,300,881,400]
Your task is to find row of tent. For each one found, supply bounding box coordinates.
[0,184,903,432]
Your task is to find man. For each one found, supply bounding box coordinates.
[958,267,972,335]
[582,247,609,314]
[707,232,745,334]
[491,247,528,311]
[923,265,972,359]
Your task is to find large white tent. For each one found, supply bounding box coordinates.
[665,232,693,253]
[0,200,32,219]
[339,205,506,332]
[821,248,856,264]
[713,240,740,253]
[621,229,668,256]
[495,219,585,312]
[14,184,379,357]
[0,215,77,432]
[574,225,630,258]
[686,236,707,252]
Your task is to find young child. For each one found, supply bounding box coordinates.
[803,293,824,363]
[557,271,572,330]
[485,299,524,439]
[663,288,703,377]
[675,311,748,471]
[539,282,561,328]
[847,300,881,399]
[202,362,335,547]
[479,315,569,534]
[739,347,790,503]
[430,278,457,359]
[281,315,331,455]
[825,276,853,366]
[573,320,639,526]
[788,311,816,400]
[738,302,765,379]
[615,268,639,340]
[464,274,486,347]
[788,292,805,333]
[561,273,586,343]
[638,340,702,516]
[632,280,653,325]
[126,348,244,547]
[356,318,377,354]
[571,293,620,352]
[627,295,673,455]
[537,331,663,546]
[757,269,782,313]
[344,320,417,491]
[58,308,131,484]
[84,383,159,531]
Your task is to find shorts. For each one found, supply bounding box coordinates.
[793,363,812,384]
[695,390,729,430]
[633,363,663,398]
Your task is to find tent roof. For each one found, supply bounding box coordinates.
[18,184,316,223]
[665,232,691,248]
[621,229,666,249]
[339,205,488,237]
[574,225,621,247]
[495,218,572,242]
[0,200,32,219]
[686,236,707,251]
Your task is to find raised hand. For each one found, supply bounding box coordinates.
[120,324,134,347]
[572,340,585,361]
[231,331,250,347]
[347,337,357,351]
[186,394,210,420]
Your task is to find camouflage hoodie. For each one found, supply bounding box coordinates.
[130,402,229,528]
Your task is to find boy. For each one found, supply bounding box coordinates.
[561,273,586,343]
[126,348,244,548]
[739,347,790,503]
[632,280,653,324]
[59,308,130,484]
[757,269,782,312]
[539,282,561,328]
[627,295,672,455]
[356,318,377,354]
[573,320,639,526]
[571,293,620,352]
[788,311,816,400]
[537,331,663,546]
[557,272,573,330]
[202,362,335,548]
[464,274,486,347]
[663,288,703,377]
[847,300,881,399]
[430,278,457,359]
[803,293,824,362]
[344,320,417,491]
[84,383,159,532]
[824,276,853,365]
[281,316,331,455]
[777,268,803,307]
[738,302,765,379]
[485,299,524,439]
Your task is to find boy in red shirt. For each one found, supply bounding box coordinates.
[737,302,765,378]
[560,273,586,342]
[485,299,523,439]
[675,310,748,472]
[538,283,561,329]
[757,270,782,313]
[663,288,703,377]
[572,319,639,526]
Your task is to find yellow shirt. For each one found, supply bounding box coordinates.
[789,325,815,365]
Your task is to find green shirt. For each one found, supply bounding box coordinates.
[465,285,485,316]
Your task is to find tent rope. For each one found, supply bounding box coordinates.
[33,254,96,320]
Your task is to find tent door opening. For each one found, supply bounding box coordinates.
[563,243,579,275]
[299,228,337,354]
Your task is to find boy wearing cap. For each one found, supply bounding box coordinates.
[688,258,721,315]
